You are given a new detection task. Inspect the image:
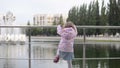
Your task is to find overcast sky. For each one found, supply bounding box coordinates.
[0,0,109,25]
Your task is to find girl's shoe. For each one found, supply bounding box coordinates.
[53,56,59,63]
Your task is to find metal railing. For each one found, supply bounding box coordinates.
[0,25,120,68]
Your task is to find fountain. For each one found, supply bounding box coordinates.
[0,11,26,45]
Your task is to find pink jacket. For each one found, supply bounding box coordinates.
[57,25,77,52]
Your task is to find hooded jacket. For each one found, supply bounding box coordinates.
[57,25,77,52]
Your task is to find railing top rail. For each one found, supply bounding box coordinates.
[1,25,120,29]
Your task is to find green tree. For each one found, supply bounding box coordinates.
[26,21,30,36]
[53,20,56,25]
[58,14,64,26]
[67,6,79,25]
[100,0,109,34]
[85,2,94,35]
[78,4,87,25]
[77,4,87,35]
[108,0,120,34]
[91,0,100,35]
[100,0,108,26]
[27,21,30,25]
[86,1,100,35]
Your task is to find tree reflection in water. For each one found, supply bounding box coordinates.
[73,43,120,68]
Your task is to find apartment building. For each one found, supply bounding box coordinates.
[33,14,66,26]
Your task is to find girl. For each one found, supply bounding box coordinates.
[54,21,77,68]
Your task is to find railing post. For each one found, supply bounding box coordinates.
[28,28,31,68]
[83,28,86,68]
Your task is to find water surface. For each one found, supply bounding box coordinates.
[0,38,120,68]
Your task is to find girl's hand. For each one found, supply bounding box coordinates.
[73,25,78,35]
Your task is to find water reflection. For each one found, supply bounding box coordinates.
[31,44,68,68]
[0,44,28,68]
[0,41,120,68]
[32,44,56,59]
[73,42,120,68]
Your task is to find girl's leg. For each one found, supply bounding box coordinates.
[56,49,59,56]
[67,60,72,68]
[53,49,60,63]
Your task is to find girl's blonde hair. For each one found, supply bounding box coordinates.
[64,21,75,28]
[64,21,78,35]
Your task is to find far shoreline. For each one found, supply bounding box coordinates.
[28,36,120,42]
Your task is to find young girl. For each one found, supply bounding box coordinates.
[54,21,77,68]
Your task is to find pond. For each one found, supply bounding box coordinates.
[0,38,120,68]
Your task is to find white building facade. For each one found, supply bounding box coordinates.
[33,14,67,26]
